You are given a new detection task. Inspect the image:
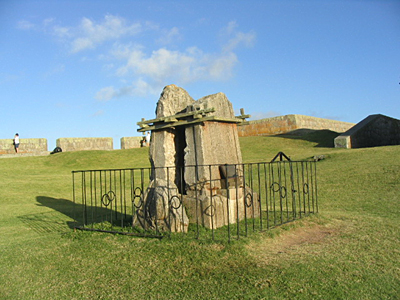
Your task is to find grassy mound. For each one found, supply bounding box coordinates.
[0,135,398,299]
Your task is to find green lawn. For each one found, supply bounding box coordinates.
[0,133,399,299]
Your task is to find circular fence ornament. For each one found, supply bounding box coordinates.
[101,191,116,207]
[169,195,182,210]
[133,187,143,209]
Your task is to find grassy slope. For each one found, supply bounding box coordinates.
[0,134,399,299]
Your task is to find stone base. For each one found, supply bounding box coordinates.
[133,179,189,233]
[183,188,260,229]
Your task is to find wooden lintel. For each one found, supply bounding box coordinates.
[164,117,178,123]
[137,115,244,132]
[137,107,215,127]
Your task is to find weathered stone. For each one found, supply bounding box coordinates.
[191,92,235,119]
[141,85,251,232]
[184,121,243,188]
[334,114,400,148]
[183,92,243,190]
[56,137,113,152]
[150,85,195,184]
[237,114,355,137]
[0,138,48,155]
[155,84,195,118]
[183,187,260,229]
[120,136,142,149]
[134,179,189,233]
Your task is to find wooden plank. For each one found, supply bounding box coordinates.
[137,115,247,132]
[137,107,215,127]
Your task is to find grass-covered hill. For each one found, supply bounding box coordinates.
[0,132,399,299]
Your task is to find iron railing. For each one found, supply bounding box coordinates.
[72,158,318,242]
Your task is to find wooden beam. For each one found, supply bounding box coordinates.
[137,116,246,132]
[137,107,215,127]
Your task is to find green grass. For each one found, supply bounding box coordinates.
[0,133,399,299]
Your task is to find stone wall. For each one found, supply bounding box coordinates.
[56,137,113,152]
[0,138,48,154]
[334,114,400,148]
[237,114,355,137]
[120,136,143,149]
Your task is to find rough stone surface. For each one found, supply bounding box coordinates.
[143,85,250,232]
[134,179,189,233]
[155,84,195,118]
[183,188,260,229]
[56,137,113,152]
[0,138,48,155]
[192,92,235,119]
[150,85,195,185]
[334,114,400,148]
[237,114,355,137]
[120,136,142,149]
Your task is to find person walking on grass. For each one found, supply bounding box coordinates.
[14,133,20,153]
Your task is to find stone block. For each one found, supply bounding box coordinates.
[183,188,260,229]
[334,114,400,148]
[56,137,113,152]
[134,179,189,233]
[238,114,355,137]
[120,136,142,149]
[0,138,47,154]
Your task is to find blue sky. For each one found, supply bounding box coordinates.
[1,0,399,150]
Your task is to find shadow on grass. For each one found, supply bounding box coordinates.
[18,197,81,233]
[18,196,127,234]
[275,129,341,147]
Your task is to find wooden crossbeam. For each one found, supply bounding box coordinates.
[137,107,250,132]
[137,116,247,132]
[137,107,215,127]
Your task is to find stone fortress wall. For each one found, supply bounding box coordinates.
[237,114,355,137]
[0,115,355,155]
[56,137,114,152]
[0,138,48,155]
[0,136,144,155]
[3,113,397,155]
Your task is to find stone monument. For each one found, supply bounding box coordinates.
[136,84,258,232]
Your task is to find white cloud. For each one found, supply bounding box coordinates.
[114,46,237,84]
[95,86,118,101]
[92,110,105,117]
[52,14,142,53]
[17,20,35,30]
[221,21,256,53]
[95,79,158,101]
[95,21,256,101]
[43,64,65,78]
[34,15,255,101]
[224,21,238,36]
[157,27,181,45]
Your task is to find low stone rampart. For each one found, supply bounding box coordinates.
[237,114,355,137]
[120,136,143,149]
[56,137,113,152]
[0,138,48,154]
[334,114,400,148]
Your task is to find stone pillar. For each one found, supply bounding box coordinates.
[184,92,243,190]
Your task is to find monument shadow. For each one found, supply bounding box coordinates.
[36,196,128,230]
[276,129,340,147]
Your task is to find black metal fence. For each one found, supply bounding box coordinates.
[72,157,318,242]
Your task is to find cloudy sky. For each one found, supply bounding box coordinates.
[1,0,399,150]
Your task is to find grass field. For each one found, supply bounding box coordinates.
[0,132,399,299]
